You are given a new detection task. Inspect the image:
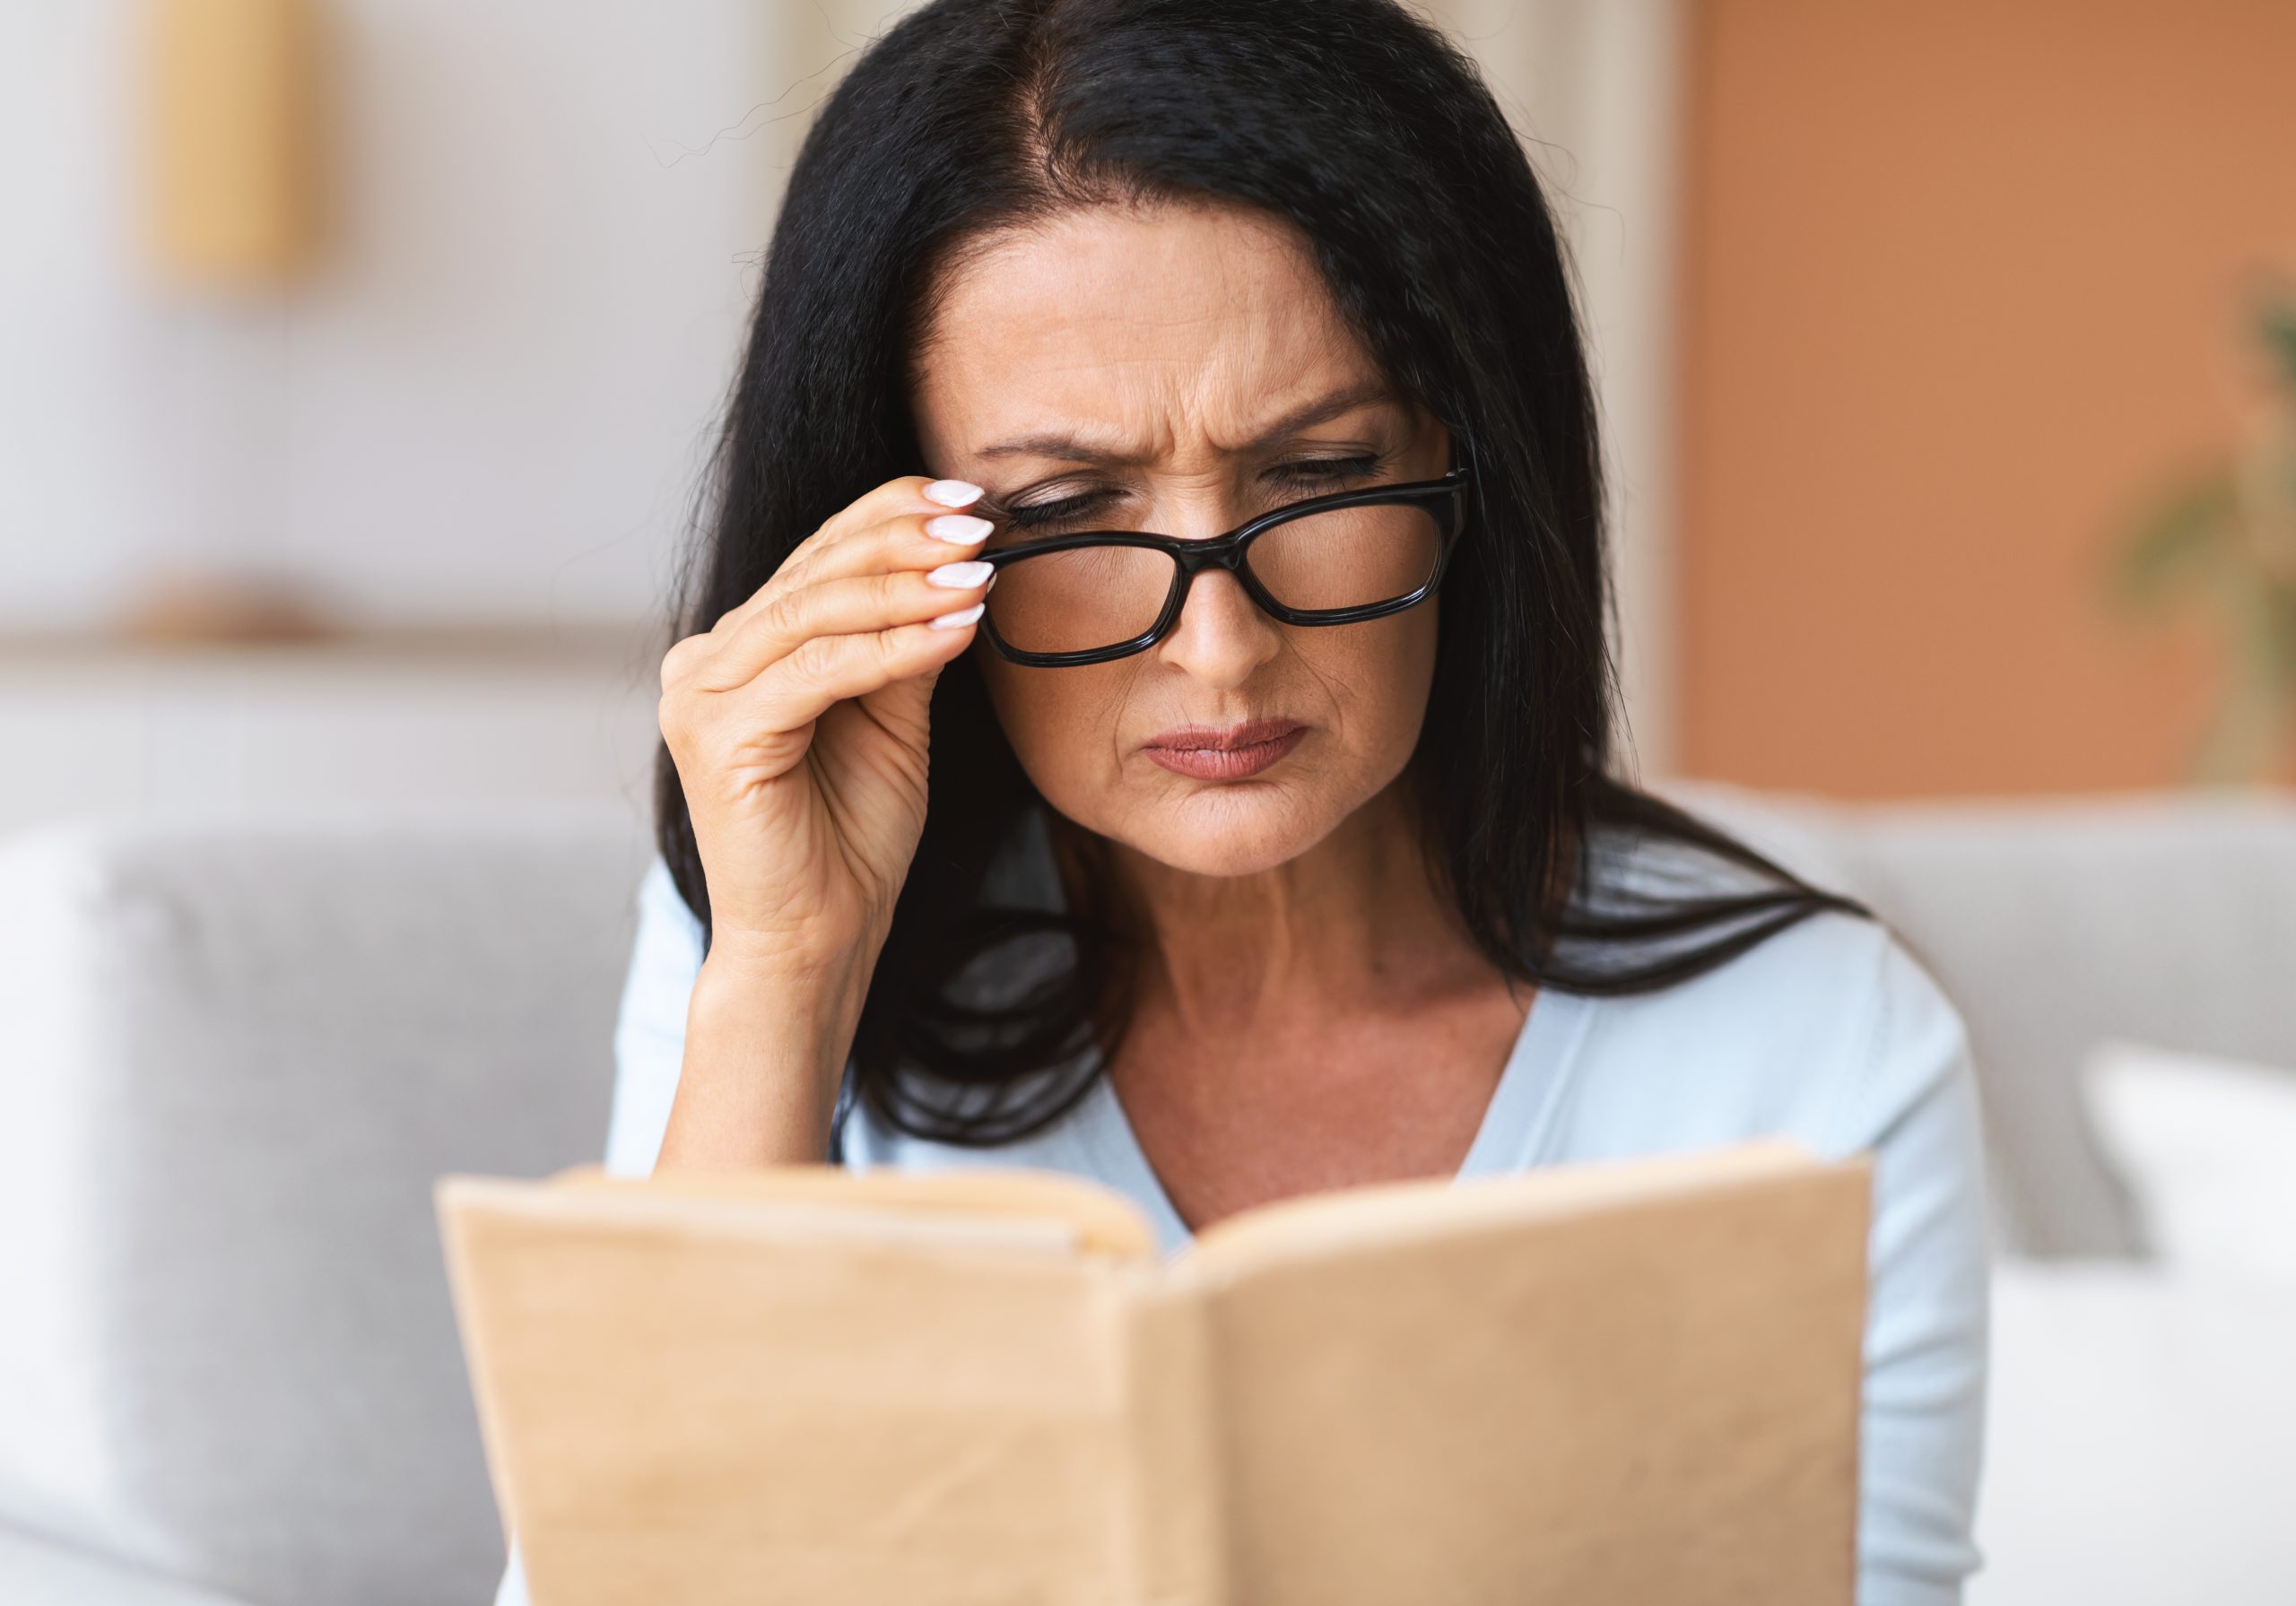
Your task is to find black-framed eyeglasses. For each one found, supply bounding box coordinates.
[975,439,1478,667]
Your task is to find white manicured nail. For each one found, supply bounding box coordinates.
[923,479,984,507]
[925,513,994,543]
[926,560,994,589]
[928,602,985,629]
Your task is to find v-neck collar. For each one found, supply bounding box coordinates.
[1074,984,1597,1257]
[989,801,1600,1256]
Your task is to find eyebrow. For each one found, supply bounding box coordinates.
[972,378,1401,464]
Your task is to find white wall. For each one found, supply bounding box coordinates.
[0,0,848,631]
[0,0,1683,777]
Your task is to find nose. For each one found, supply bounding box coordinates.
[1153,563,1283,690]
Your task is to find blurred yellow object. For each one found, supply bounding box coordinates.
[145,0,324,289]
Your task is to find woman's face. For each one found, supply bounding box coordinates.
[910,200,1452,878]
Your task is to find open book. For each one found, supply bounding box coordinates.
[438,1138,1873,1606]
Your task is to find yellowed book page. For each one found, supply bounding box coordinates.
[552,1161,1160,1259]
[1104,1281,1231,1606]
[439,1177,1154,1606]
[1187,1146,1873,1606]
[1186,1136,1821,1270]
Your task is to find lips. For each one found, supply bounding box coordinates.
[1140,718,1308,781]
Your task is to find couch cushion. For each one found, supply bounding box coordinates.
[0,804,645,1606]
[1972,1258,2296,1606]
[1666,782,2296,1257]
[0,1523,250,1606]
[2083,1040,2296,1280]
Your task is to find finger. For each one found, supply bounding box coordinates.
[773,507,1002,605]
[736,612,982,734]
[688,561,995,694]
[673,508,996,690]
[712,475,988,635]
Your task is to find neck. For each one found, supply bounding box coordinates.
[1088,774,1498,1037]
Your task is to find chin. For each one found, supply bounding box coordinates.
[1117,782,1346,878]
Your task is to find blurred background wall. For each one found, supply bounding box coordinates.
[1,0,2290,835]
[1675,0,2296,797]
[0,0,799,633]
[0,2,865,836]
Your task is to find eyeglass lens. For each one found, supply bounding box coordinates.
[984,501,1443,658]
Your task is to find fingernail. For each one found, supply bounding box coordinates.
[928,602,985,629]
[923,479,984,508]
[925,513,994,544]
[926,560,994,589]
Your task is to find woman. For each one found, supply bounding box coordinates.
[499,0,1990,1601]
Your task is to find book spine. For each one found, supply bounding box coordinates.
[1103,1272,1231,1606]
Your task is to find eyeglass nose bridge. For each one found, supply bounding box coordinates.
[1170,520,1258,569]
[1156,524,1283,634]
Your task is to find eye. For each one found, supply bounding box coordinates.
[1265,454,1385,492]
[1001,489,1114,532]
[1010,454,1396,530]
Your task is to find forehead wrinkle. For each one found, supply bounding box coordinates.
[958,297,1378,463]
[918,204,1386,472]
[999,359,1187,464]
[973,366,1395,467]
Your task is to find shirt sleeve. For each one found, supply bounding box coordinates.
[1825,928,1995,1606]
[601,853,709,1179]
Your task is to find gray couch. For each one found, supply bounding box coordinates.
[1,784,2291,1604]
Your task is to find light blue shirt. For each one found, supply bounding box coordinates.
[499,818,1991,1606]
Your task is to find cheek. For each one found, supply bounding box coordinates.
[973,649,1130,801]
[1302,604,1441,769]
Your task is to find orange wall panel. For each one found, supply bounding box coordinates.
[1675,0,2296,797]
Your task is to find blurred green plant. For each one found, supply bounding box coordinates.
[2113,285,2296,783]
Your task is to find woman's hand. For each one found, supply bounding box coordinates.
[661,473,995,973]
[651,475,996,1160]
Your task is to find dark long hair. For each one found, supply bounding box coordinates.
[655,0,1868,1144]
